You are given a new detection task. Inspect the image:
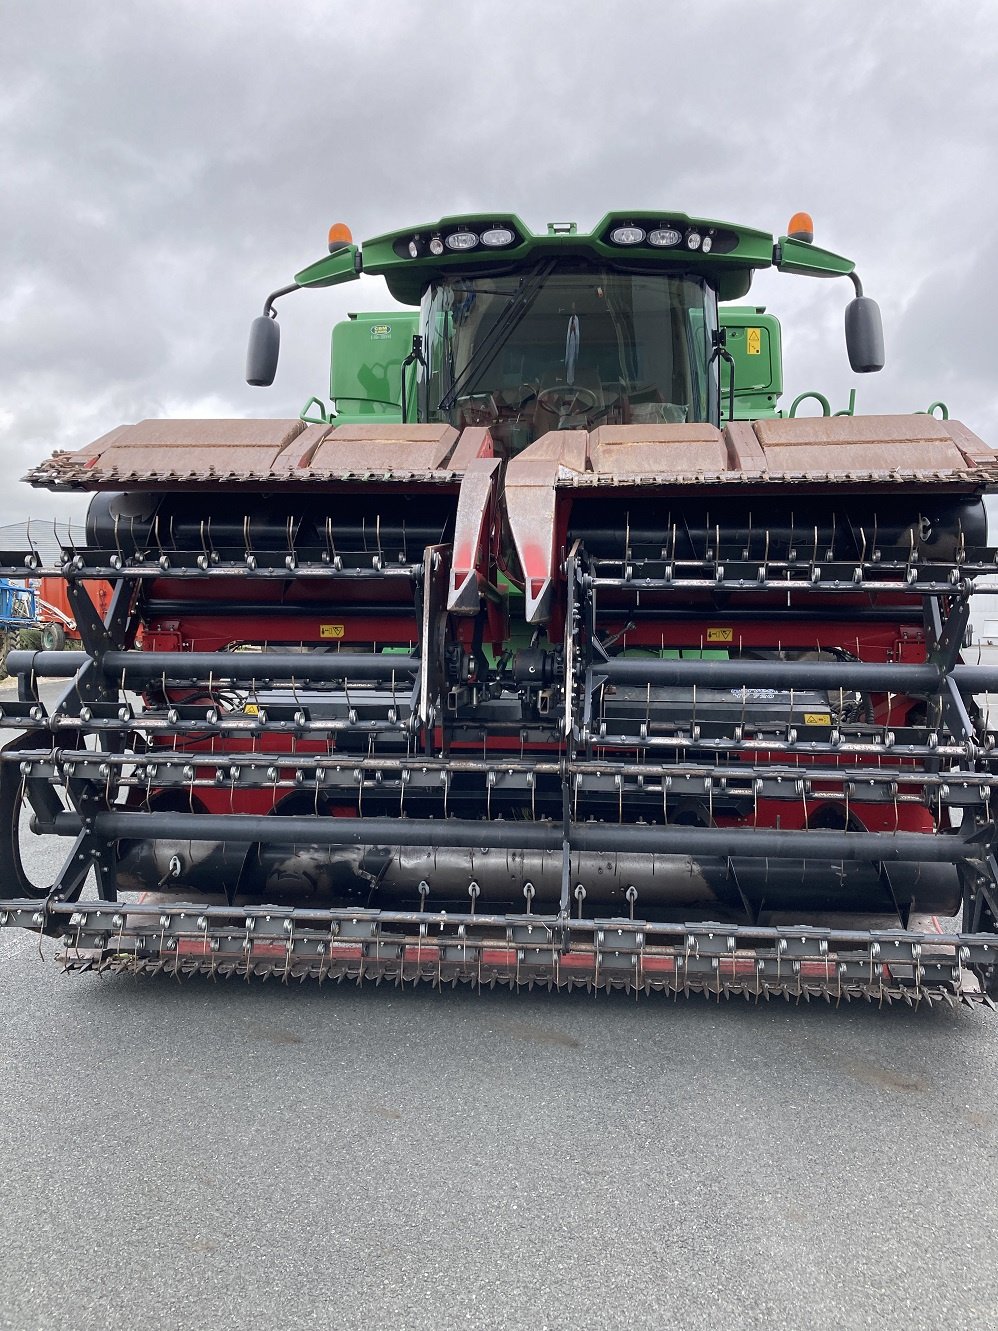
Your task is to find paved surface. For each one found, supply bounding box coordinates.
[2,679,998,1329]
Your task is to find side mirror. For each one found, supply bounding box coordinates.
[246,314,280,386]
[844,296,885,373]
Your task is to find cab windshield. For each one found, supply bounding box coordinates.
[420,262,718,454]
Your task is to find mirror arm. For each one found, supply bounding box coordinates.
[848,272,864,298]
[262,283,301,318]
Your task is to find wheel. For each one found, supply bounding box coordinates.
[41,622,66,652]
[536,384,599,419]
[0,732,59,897]
[0,628,19,682]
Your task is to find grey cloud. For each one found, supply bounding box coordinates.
[2,0,997,523]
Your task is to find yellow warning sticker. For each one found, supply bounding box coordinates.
[746,327,762,355]
[804,712,832,727]
[244,703,259,715]
[320,624,346,639]
[706,627,733,643]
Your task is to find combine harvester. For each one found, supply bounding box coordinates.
[3,209,998,1004]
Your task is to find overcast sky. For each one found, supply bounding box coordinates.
[2,0,997,532]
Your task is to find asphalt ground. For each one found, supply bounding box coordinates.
[2,679,998,1330]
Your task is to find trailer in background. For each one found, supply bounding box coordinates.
[33,576,111,651]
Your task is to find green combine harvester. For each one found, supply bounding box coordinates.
[3,208,998,1005]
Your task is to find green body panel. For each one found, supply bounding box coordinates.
[719,306,784,420]
[775,236,854,280]
[294,244,362,289]
[327,311,418,425]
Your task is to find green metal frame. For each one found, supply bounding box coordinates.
[290,212,855,305]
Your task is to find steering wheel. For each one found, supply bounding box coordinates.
[536,384,599,418]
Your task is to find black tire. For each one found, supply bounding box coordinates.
[41,622,66,652]
[0,628,17,682]
[0,732,51,897]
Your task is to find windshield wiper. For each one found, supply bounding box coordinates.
[438,259,556,413]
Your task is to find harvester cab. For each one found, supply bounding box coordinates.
[249,211,883,440]
[2,209,998,1007]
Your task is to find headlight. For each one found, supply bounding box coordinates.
[701,235,713,254]
[609,225,646,246]
[445,231,479,251]
[429,235,445,256]
[685,231,702,251]
[647,228,682,248]
[480,227,515,248]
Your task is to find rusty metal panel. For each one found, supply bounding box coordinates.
[447,426,495,470]
[751,414,974,476]
[26,418,317,488]
[302,423,460,476]
[723,421,768,474]
[448,456,501,614]
[505,432,589,622]
[511,429,589,471]
[25,412,998,502]
[943,418,998,467]
[25,420,471,490]
[589,424,728,476]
